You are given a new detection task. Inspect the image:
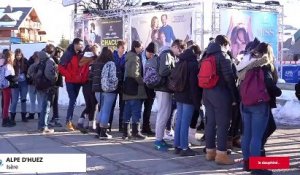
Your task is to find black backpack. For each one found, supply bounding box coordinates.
[167,60,188,92]
[33,59,54,91]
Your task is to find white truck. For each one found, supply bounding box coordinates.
[10,43,48,59]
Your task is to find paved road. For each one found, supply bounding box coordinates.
[0,105,299,175]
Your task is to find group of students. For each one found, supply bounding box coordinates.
[59,36,280,175]
[0,35,281,174]
[0,45,63,132]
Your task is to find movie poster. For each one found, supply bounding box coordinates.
[98,17,123,50]
[220,9,278,58]
[82,19,102,46]
[74,21,83,40]
[74,17,123,49]
[131,10,193,52]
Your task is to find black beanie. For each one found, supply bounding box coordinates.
[146,42,158,54]
[245,37,261,53]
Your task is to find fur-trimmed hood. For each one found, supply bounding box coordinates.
[237,54,272,81]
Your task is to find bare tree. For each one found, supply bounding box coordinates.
[78,0,141,12]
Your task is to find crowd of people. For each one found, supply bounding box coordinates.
[0,34,282,175]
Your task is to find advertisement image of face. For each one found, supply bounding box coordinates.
[220,9,278,59]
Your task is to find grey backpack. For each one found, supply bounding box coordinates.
[101,61,118,92]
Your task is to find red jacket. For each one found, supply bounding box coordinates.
[58,55,89,84]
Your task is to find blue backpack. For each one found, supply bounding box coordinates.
[0,65,9,89]
[143,50,170,89]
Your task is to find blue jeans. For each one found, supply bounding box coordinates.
[95,92,116,127]
[37,91,51,130]
[124,100,143,123]
[10,81,28,113]
[174,102,194,150]
[66,83,81,123]
[28,85,40,113]
[241,102,270,160]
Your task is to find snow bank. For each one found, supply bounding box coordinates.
[278,90,297,101]
[273,100,300,126]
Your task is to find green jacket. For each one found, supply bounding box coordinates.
[123,51,147,100]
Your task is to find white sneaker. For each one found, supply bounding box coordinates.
[43,127,54,134]
[164,130,174,141]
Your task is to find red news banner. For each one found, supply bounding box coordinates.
[250,157,290,170]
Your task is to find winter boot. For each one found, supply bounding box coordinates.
[189,127,201,146]
[77,114,85,129]
[95,123,100,138]
[99,127,112,140]
[27,113,35,120]
[141,124,155,136]
[215,150,235,165]
[205,149,216,161]
[180,148,196,157]
[2,118,14,127]
[21,113,28,122]
[122,122,131,140]
[243,159,250,172]
[132,123,146,140]
[10,113,16,125]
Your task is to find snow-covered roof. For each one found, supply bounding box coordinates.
[0,6,32,30]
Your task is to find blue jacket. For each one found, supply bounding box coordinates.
[113,50,126,83]
[159,25,176,43]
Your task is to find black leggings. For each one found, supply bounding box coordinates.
[80,82,97,121]
[228,104,242,138]
[142,97,154,128]
[51,87,59,119]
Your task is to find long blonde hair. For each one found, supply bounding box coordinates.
[254,42,278,82]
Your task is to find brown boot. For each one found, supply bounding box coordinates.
[215,150,235,165]
[205,149,216,161]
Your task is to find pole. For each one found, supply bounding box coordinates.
[74,3,78,15]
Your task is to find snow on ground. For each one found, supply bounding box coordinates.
[273,90,300,126]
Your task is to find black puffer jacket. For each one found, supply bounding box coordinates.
[91,61,105,92]
[262,64,282,108]
[174,48,202,109]
[204,42,239,103]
